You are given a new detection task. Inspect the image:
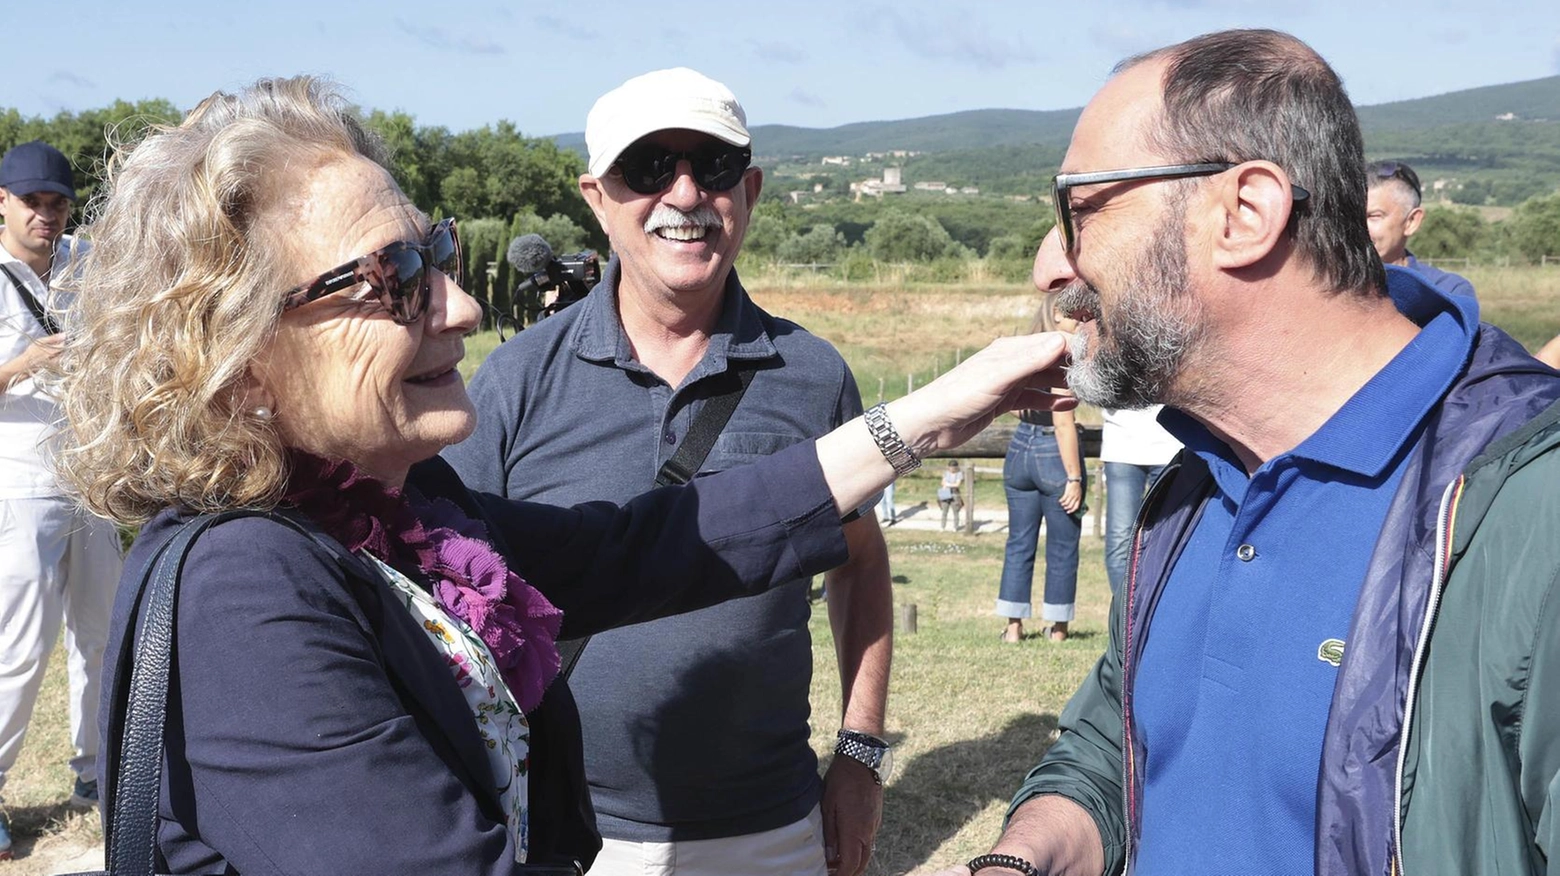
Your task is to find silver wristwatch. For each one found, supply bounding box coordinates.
[863,403,921,477]
[834,729,894,785]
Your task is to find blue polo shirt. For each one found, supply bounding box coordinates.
[1405,252,1476,300]
[1132,274,1475,873]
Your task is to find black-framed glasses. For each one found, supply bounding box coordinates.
[283,218,462,325]
[612,139,753,195]
[1370,160,1421,201]
[1051,162,1312,253]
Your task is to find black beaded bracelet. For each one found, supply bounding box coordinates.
[967,853,1043,876]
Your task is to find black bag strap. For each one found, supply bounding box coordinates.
[553,363,757,681]
[99,510,328,876]
[653,366,757,488]
[0,261,62,336]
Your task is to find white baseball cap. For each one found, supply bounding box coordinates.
[585,68,751,179]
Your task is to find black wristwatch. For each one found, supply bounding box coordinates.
[834,729,893,785]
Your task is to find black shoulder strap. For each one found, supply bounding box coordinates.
[101,509,333,876]
[655,366,758,487]
[0,261,62,335]
[554,362,758,682]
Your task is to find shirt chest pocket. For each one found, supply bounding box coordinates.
[705,431,804,473]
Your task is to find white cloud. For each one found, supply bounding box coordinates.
[789,88,826,108]
[396,19,507,54]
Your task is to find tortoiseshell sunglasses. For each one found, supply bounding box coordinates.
[282,218,462,325]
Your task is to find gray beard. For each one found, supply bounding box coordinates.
[1061,211,1200,410]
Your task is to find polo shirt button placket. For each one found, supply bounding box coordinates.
[664,429,677,445]
[1236,543,1257,562]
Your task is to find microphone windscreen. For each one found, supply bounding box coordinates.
[507,234,554,274]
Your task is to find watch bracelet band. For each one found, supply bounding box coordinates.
[864,402,922,477]
[835,728,888,748]
[834,729,886,765]
[966,853,1043,876]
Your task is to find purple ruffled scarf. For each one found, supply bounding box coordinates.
[282,453,562,713]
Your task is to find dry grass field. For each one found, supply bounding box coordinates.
[6,267,1557,874]
[804,530,1113,875]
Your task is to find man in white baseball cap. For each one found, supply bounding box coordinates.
[446,68,892,876]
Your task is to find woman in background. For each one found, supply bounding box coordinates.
[995,297,1085,643]
[937,459,964,529]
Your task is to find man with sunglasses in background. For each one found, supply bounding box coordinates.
[1367,159,1476,299]
[938,29,1560,876]
[446,68,891,876]
[0,141,123,856]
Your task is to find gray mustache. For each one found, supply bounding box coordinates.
[644,204,722,234]
[1055,282,1100,320]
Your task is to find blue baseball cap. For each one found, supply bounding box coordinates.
[0,140,77,201]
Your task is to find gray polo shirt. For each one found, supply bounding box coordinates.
[444,258,865,841]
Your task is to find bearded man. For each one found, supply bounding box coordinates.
[447,69,892,876]
[941,29,1560,876]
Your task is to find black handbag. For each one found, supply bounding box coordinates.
[59,510,584,876]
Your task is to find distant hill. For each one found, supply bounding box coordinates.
[555,75,1559,158]
[749,108,1082,158]
[1357,75,1560,129]
[552,76,1560,205]
[551,107,1081,158]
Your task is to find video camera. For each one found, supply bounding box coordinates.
[507,233,601,327]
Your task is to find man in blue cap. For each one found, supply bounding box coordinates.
[0,140,123,857]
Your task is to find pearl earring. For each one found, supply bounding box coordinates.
[252,406,274,421]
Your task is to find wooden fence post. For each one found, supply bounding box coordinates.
[963,464,977,534]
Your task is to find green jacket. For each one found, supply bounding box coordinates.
[1399,393,1560,874]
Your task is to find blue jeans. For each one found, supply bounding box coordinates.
[996,422,1085,622]
[1103,462,1166,598]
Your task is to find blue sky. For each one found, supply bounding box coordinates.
[11,1,1560,136]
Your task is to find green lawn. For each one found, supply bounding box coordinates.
[807,528,1112,875]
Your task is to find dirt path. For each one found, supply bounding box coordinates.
[1,805,103,876]
[2,837,102,875]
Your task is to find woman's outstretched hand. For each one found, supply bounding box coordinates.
[888,332,1074,456]
[816,332,1073,515]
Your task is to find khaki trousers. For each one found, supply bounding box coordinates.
[587,805,827,876]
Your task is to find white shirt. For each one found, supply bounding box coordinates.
[0,232,86,498]
[1100,405,1182,467]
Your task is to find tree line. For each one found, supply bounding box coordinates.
[4,99,1556,305]
[1,101,601,323]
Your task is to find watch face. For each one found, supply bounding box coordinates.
[877,745,894,784]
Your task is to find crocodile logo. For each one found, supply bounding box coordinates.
[1317,638,1346,667]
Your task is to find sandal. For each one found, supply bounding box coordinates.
[1039,624,1069,643]
[1000,624,1024,644]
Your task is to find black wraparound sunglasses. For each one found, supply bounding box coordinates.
[1051,162,1312,253]
[1370,160,1421,202]
[283,218,462,325]
[612,139,753,195]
